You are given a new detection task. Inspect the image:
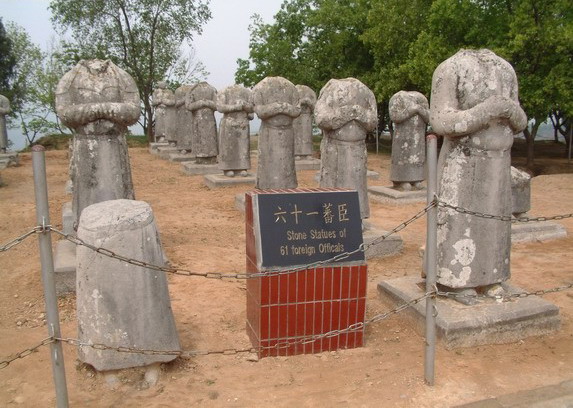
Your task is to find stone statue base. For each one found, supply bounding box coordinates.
[294,157,321,171]
[0,152,20,168]
[149,142,169,154]
[168,152,196,162]
[511,220,567,243]
[378,276,560,349]
[314,170,379,183]
[157,146,181,159]
[368,185,427,204]
[181,161,220,176]
[362,221,403,259]
[203,173,255,190]
[53,240,76,295]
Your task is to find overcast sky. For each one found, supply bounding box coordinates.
[0,0,283,89]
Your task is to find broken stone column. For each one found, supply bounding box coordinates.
[217,84,254,177]
[315,78,377,219]
[511,166,531,218]
[0,94,10,153]
[430,49,527,297]
[55,59,140,228]
[186,82,218,164]
[76,199,180,371]
[152,81,177,143]
[389,91,429,190]
[293,85,317,160]
[174,84,194,152]
[253,76,301,189]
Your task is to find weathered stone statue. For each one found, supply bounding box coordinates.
[152,81,177,143]
[217,84,254,177]
[186,82,218,164]
[430,49,527,299]
[76,199,180,371]
[174,84,194,152]
[253,76,301,189]
[293,85,317,160]
[0,94,10,152]
[55,59,140,227]
[315,78,377,219]
[389,91,429,190]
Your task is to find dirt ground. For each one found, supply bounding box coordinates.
[0,143,572,407]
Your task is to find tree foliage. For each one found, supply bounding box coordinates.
[0,18,16,94]
[49,0,212,140]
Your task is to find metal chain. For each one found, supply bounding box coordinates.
[0,228,40,253]
[437,281,573,301]
[0,337,55,369]
[49,202,436,280]
[437,199,573,223]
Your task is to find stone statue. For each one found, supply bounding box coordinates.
[152,81,177,143]
[389,91,429,190]
[0,94,10,153]
[315,78,377,220]
[253,76,301,189]
[293,85,317,160]
[174,84,194,152]
[55,59,140,227]
[430,49,527,299]
[217,84,254,177]
[185,82,218,164]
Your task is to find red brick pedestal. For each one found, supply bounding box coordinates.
[245,189,367,358]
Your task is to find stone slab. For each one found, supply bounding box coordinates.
[204,173,256,189]
[62,201,74,235]
[295,157,321,171]
[368,185,427,204]
[149,142,169,154]
[181,162,220,176]
[64,179,73,195]
[378,275,561,349]
[314,170,380,183]
[168,152,196,162]
[235,192,246,212]
[363,224,403,259]
[157,146,181,159]
[0,152,19,167]
[511,220,567,243]
[54,239,77,295]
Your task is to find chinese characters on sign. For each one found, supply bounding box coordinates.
[256,191,364,268]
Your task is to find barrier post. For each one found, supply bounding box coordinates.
[32,145,69,408]
[424,134,438,385]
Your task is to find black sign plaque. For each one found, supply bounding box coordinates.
[254,190,364,268]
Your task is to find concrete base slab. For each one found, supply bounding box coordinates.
[363,224,403,259]
[314,170,380,183]
[512,220,567,243]
[181,162,220,176]
[377,275,561,349]
[368,185,427,204]
[54,240,77,295]
[62,201,74,235]
[235,192,246,213]
[157,146,181,159]
[149,142,169,154]
[168,152,196,162]
[204,173,256,189]
[295,157,321,171]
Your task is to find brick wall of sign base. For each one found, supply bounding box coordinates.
[245,189,367,358]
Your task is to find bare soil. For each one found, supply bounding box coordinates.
[0,145,572,407]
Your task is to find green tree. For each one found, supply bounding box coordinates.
[0,18,16,94]
[49,0,212,141]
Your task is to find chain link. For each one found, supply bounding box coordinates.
[0,337,55,369]
[437,282,573,301]
[0,228,39,253]
[437,199,573,223]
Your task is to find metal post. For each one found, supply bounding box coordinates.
[568,125,572,163]
[32,145,69,408]
[424,134,438,386]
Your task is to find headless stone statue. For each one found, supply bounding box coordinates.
[315,78,377,220]
[76,199,180,371]
[55,59,140,228]
[217,84,254,177]
[186,82,218,164]
[174,85,194,152]
[293,85,317,159]
[430,49,527,299]
[152,81,177,143]
[511,166,531,218]
[253,76,301,189]
[0,94,10,153]
[389,91,429,190]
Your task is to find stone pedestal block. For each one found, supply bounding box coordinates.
[76,199,180,371]
[53,240,77,295]
[378,276,560,349]
[157,146,180,159]
[368,185,427,204]
[168,152,196,162]
[62,201,74,235]
[511,220,567,243]
[314,170,379,183]
[181,161,220,176]
[295,157,321,171]
[203,173,256,189]
[149,142,169,154]
[362,224,404,259]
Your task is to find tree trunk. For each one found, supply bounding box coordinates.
[143,102,154,143]
[523,120,540,169]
